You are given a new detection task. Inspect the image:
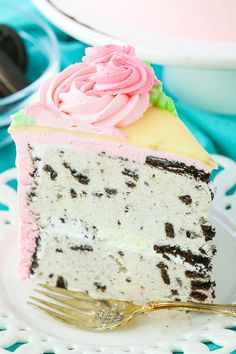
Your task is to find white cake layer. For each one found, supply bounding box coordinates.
[27,143,215,303]
[34,231,212,304]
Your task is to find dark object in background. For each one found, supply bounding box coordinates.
[0,50,29,97]
[0,24,27,71]
[0,24,29,98]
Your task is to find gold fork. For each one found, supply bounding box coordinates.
[28,284,236,332]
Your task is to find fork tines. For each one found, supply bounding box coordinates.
[28,284,128,331]
[28,284,102,329]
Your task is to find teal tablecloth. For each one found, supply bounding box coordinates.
[0,0,235,353]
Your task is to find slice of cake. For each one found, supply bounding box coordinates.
[9,45,217,305]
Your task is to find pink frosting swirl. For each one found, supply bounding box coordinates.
[90,54,155,96]
[83,44,135,64]
[39,45,156,136]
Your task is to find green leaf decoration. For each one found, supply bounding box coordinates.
[143,60,152,68]
[12,109,36,127]
[150,84,178,116]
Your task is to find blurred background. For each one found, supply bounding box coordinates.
[0,0,236,175]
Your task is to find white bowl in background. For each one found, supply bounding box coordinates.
[0,1,59,148]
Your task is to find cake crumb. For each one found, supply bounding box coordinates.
[179,195,192,205]
[201,224,216,241]
[157,262,170,285]
[63,162,90,185]
[94,282,106,292]
[93,192,103,198]
[125,181,136,188]
[171,289,179,296]
[70,188,77,198]
[165,223,175,238]
[70,245,93,252]
[121,168,139,181]
[56,276,68,289]
[105,188,118,195]
[43,164,58,180]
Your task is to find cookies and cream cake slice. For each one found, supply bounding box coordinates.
[10,45,217,305]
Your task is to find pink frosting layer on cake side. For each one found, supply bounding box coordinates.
[13,130,211,278]
[14,140,39,279]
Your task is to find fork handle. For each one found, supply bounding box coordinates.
[145,301,236,317]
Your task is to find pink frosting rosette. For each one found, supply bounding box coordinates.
[83,44,135,64]
[38,45,157,137]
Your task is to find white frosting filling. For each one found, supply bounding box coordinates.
[28,143,215,303]
[35,232,212,304]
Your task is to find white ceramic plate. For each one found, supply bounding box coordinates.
[0,155,236,354]
[33,0,236,69]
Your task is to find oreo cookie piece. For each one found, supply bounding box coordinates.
[0,24,27,71]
